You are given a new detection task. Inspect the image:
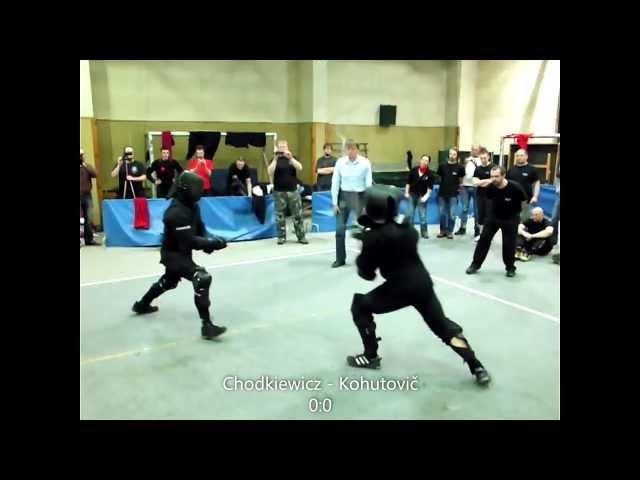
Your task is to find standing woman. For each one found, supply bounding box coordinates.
[267,140,308,245]
[405,154,434,239]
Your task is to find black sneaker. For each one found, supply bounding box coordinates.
[346,353,382,369]
[455,228,466,236]
[473,367,492,386]
[277,239,285,245]
[298,238,309,244]
[132,302,159,315]
[466,265,479,275]
[332,261,346,268]
[202,322,227,340]
[506,269,516,278]
[437,232,446,238]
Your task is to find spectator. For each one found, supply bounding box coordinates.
[466,166,527,278]
[405,154,434,239]
[187,145,215,196]
[515,207,555,262]
[80,148,100,246]
[267,140,308,245]
[472,148,493,242]
[147,148,183,198]
[227,156,252,196]
[436,148,465,239]
[315,143,337,191]
[457,144,481,237]
[552,222,560,265]
[551,165,560,245]
[110,146,147,199]
[507,149,540,222]
[330,139,373,267]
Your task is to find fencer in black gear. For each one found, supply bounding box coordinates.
[347,185,491,386]
[132,172,229,339]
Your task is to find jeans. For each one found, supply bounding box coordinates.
[459,186,478,231]
[80,193,94,244]
[336,191,365,263]
[551,195,560,245]
[406,194,428,233]
[438,196,457,234]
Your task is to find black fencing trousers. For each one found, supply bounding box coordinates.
[350,276,483,373]
[139,261,213,323]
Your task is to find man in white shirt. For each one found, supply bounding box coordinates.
[456,144,482,237]
[330,139,373,268]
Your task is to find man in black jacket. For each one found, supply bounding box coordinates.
[132,172,228,339]
[346,185,491,386]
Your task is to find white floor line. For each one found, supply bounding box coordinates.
[346,247,560,323]
[80,249,335,287]
[430,275,559,323]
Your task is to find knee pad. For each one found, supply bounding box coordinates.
[192,269,212,294]
[159,275,179,291]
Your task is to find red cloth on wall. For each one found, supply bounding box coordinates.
[161,131,175,153]
[508,133,534,151]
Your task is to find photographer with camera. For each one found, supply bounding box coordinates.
[267,140,308,245]
[111,146,147,199]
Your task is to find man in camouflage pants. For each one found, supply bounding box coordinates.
[268,139,308,245]
[274,190,307,244]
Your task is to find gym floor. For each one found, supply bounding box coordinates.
[80,225,560,420]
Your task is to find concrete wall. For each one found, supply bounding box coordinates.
[474,60,560,152]
[327,60,449,127]
[80,60,93,117]
[90,60,305,123]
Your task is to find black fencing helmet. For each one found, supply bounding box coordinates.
[172,171,204,204]
[360,184,403,225]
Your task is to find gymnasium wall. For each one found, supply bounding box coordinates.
[88,60,457,191]
[90,60,304,123]
[84,60,558,206]
[473,60,560,152]
[326,60,449,127]
[80,60,93,117]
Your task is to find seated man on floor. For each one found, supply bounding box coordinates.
[515,207,554,262]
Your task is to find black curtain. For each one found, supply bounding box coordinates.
[186,132,221,160]
[225,132,267,149]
